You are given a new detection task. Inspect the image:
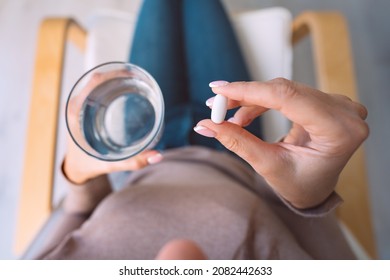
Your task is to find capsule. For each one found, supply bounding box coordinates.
[211,94,228,124]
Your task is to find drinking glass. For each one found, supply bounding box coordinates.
[66,62,164,161]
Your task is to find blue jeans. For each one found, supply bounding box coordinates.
[129,0,262,151]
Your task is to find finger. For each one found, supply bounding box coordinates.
[210,78,337,133]
[329,93,368,120]
[194,119,286,176]
[352,101,368,120]
[206,94,264,109]
[229,106,268,127]
[282,123,310,146]
[205,96,268,127]
[205,96,241,109]
[112,150,163,171]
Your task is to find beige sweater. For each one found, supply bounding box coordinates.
[35,147,355,259]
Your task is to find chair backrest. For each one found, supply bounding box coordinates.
[291,11,376,258]
[84,10,137,70]
[232,7,292,142]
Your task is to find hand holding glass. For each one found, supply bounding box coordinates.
[66,62,164,161]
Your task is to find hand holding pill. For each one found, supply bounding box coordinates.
[195,79,368,209]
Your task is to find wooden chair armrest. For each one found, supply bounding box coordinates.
[15,18,87,255]
[292,11,377,258]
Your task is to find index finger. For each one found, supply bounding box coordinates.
[211,78,337,133]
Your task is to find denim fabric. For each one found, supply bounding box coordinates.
[129,0,261,150]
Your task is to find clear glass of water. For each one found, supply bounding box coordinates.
[66,62,164,161]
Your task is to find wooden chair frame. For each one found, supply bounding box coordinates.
[15,12,377,258]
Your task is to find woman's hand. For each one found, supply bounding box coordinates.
[195,78,369,209]
[63,70,163,185]
[63,140,162,185]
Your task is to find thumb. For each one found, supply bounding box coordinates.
[194,119,281,174]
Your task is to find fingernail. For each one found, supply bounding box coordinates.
[147,153,163,164]
[193,125,216,138]
[209,80,229,88]
[205,97,214,107]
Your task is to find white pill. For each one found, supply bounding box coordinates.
[211,94,228,124]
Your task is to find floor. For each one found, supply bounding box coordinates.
[0,0,389,259]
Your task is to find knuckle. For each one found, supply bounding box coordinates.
[356,103,368,120]
[271,77,290,85]
[269,78,299,105]
[270,77,295,91]
[219,134,242,154]
[334,119,369,153]
[330,94,368,120]
[355,120,370,141]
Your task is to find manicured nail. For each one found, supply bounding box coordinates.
[193,125,216,138]
[147,153,163,164]
[209,80,229,88]
[205,97,214,107]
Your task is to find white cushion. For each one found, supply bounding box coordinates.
[232,7,292,141]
